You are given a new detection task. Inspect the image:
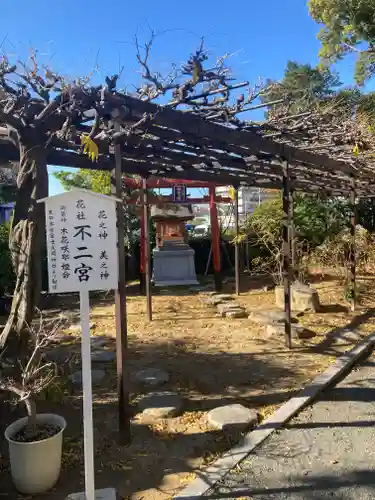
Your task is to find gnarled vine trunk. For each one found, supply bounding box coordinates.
[0,143,48,348]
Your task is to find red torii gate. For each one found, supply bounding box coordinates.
[122,176,238,320]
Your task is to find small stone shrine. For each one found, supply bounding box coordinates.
[151,204,198,286]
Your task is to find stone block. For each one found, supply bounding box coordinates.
[153,246,198,286]
[293,284,320,312]
[207,404,258,431]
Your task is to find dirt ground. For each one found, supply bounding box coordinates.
[1,272,375,500]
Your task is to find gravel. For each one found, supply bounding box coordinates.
[208,358,375,499]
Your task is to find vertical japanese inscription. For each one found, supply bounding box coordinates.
[60,204,71,280]
[98,209,110,281]
[73,199,93,282]
[48,208,57,291]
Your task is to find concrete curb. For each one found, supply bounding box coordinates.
[173,332,375,500]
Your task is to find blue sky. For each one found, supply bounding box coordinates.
[2,0,374,196]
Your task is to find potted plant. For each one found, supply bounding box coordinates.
[0,317,67,494]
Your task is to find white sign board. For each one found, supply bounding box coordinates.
[39,189,120,500]
[42,189,119,293]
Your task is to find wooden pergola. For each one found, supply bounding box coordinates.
[0,89,371,443]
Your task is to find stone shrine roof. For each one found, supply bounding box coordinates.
[151,204,194,221]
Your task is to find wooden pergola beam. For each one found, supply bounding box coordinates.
[108,93,357,176]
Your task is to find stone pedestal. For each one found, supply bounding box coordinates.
[153,242,198,287]
[275,283,320,312]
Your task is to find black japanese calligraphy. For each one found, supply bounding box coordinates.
[74,262,93,282]
[73,246,93,259]
[73,225,92,240]
[98,229,108,240]
[100,270,110,280]
[76,199,86,209]
[76,211,86,220]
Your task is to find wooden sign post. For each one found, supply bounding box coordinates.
[38,189,120,500]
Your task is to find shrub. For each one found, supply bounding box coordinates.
[311,225,375,276]
[241,194,352,283]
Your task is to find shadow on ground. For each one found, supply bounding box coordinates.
[206,469,375,499]
[0,332,298,500]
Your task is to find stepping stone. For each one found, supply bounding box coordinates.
[133,368,169,387]
[249,309,289,325]
[225,309,248,319]
[217,302,244,317]
[91,336,111,348]
[44,349,72,364]
[266,323,316,340]
[50,333,74,344]
[69,369,105,386]
[69,322,96,333]
[138,391,183,418]
[207,404,258,431]
[91,350,116,362]
[207,294,234,306]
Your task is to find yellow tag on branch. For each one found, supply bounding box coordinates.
[80,135,99,162]
[229,186,236,200]
[353,143,360,157]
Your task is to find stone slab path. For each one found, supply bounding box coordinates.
[207,356,375,500]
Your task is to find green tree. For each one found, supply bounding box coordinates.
[243,194,351,282]
[262,61,341,113]
[54,169,138,241]
[309,0,375,84]
[294,194,350,245]
[54,169,111,194]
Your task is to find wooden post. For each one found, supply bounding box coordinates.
[350,177,356,312]
[282,160,292,349]
[139,213,146,295]
[209,186,222,291]
[290,186,296,280]
[234,186,240,295]
[113,135,130,445]
[142,177,152,321]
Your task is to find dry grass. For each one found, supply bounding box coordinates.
[1,272,375,500]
